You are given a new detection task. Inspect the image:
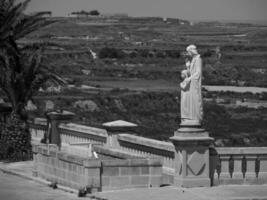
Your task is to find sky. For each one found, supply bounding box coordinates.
[26,0,267,21]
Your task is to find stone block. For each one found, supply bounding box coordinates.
[102,167,119,176]
[150,175,163,187]
[110,176,130,187]
[140,167,149,175]
[88,177,101,188]
[85,168,100,177]
[42,148,49,156]
[130,167,141,175]
[68,163,73,171]
[130,159,149,166]
[102,159,130,167]
[32,171,38,177]
[50,150,57,158]
[150,166,162,175]
[62,161,67,170]
[58,152,68,161]
[131,176,149,186]
[101,177,110,187]
[51,158,56,166]
[162,173,174,185]
[78,166,84,174]
[73,165,77,173]
[102,185,131,191]
[66,155,84,165]
[175,177,211,188]
[83,159,101,168]
[148,158,163,166]
[120,167,130,175]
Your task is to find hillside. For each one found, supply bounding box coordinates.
[15,16,267,146]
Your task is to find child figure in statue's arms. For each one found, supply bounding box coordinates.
[180,69,190,91]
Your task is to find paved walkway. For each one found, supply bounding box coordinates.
[1,161,267,200]
[95,185,267,200]
[0,170,82,200]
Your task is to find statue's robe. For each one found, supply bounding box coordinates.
[180,78,190,120]
[181,54,203,125]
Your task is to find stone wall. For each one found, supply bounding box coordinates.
[30,119,267,186]
[211,147,267,185]
[32,144,101,190]
[32,143,163,191]
[101,158,162,191]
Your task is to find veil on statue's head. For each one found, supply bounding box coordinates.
[186,44,198,55]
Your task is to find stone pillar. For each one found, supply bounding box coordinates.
[102,120,137,148]
[46,111,74,149]
[170,124,214,187]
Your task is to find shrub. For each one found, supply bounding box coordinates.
[98,47,124,59]
[89,10,100,16]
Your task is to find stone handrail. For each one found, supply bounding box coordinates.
[211,147,267,185]
[59,123,107,144]
[117,134,175,170]
[29,118,108,145]
[29,119,267,185]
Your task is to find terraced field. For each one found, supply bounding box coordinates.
[23,16,267,146]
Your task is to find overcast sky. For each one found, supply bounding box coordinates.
[26,0,267,21]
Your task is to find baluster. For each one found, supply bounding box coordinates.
[218,154,231,184]
[255,156,260,178]
[244,154,257,183]
[258,154,267,183]
[231,155,244,184]
[241,156,246,178]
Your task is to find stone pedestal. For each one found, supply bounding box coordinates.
[46,111,74,149]
[102,120,137,148]
[170,124,214,187]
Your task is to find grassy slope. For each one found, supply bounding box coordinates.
[25,17,267,147]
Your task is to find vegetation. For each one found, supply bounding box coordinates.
[0,0,62,161]
[2,9,266,147]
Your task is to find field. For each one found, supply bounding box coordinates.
[20,16,267,147]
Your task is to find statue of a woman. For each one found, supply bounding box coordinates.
[180,45,203,126]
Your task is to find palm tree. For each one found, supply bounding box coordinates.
[0,0,63,160]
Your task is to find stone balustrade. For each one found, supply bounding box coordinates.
[117,134,175,170]
[33,143,163,191]
[211,147,267,185]
[29,118,108,145]
[29,119,267,186]
[59,123,107,145]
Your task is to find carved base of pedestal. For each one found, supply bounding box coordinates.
[174,177,211,188]
[170,125,214,188]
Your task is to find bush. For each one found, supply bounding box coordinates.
[98,47,124,59]
[89,10,100,16]
[202,49,213,58]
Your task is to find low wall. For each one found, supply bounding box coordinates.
[32,143,163,191]
[32,144,101,190]
[211,147,267,185]
[30,119,267,186]
[30,118,107,145]
[101,158,162,191]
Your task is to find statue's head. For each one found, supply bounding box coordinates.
[186,44,198,57]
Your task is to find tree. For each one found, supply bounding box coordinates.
[89,10,100,16]
[0,0,62,160]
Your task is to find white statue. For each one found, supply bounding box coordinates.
[180,45,203,126]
